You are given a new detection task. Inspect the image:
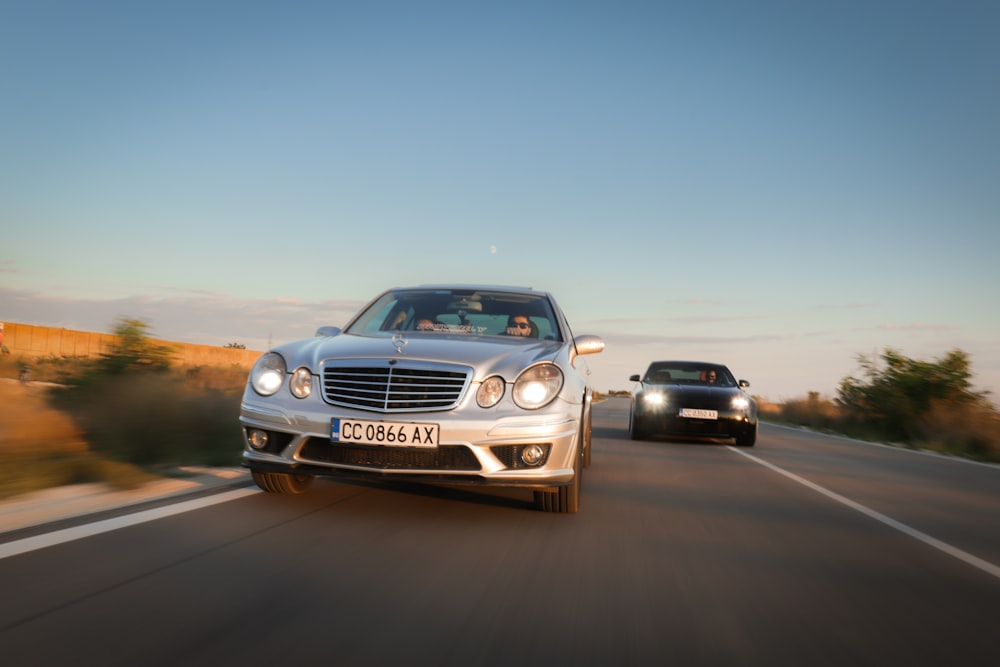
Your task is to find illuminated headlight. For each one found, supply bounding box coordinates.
[643,392,666,406]
[250,352,286,396]
[512,364,563,410]
[289,367,313,398]
[732,396,750,410]
[477,376,506,408]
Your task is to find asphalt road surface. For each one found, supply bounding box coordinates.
[2,398,999,666]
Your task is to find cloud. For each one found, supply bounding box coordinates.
[875,322,958,332]
[0,287,366,351]
[586,313,764,329]
[601,331,790,347]
[666,315,767,324]
[673,298,726,306]
[816,301,880,310]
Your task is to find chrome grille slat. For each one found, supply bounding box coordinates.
[322,361,471,413]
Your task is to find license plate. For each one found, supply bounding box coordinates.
[331,418,439,447]
[679,408,718,420]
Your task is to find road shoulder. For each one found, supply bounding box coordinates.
[0,466,250,536]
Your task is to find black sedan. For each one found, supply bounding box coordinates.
[628,361,757,446]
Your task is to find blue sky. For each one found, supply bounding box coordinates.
[3,0,999,401]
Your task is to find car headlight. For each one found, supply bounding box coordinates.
[289,367,313,398]
[732,396,750,410]
[250,352,286,396]
[643,392,666,406]
[477,375,506,408]
[512,364,563,410]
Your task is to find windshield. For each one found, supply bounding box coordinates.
[345,288,562,341]
[643,362,736,387]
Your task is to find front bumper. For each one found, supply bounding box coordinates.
[239,400,582,489]
[635,405,756,439]
[651,415,756,438]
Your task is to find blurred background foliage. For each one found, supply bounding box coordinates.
[0,318,248,499]
[767,348,999,462]
[2,321,998,502]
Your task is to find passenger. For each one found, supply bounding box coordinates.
[415,316,438,331]
[705,370,717,384]
[506,315,537,338]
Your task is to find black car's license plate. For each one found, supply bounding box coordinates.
[331,418,439,447]
[679,408,718,420]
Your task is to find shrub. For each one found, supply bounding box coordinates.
[917,399,1000,461]
[837,348,987,443]
[776,391,841,431]
[49,317,246,469]
[52,372,244,468]
[1,318,249,498]
[97,318,176,375]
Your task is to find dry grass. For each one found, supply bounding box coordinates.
[0,380,157,499]
[764,390,1000,463]
[0,381,88,454]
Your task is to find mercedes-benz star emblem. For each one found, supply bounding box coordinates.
[391,331,408,354]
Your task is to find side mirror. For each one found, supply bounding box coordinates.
[739,379,750,388]
[629,374,641,382]
[572,335,605,358]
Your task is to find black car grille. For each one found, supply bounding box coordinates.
[299,438,481,471]
[321,361,471,413]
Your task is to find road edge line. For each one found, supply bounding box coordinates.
[0,488,260,561]
[727,446,1000,581]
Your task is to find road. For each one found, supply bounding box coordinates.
[2,398,999,666]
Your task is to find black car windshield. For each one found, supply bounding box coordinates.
[643,362,736,387]
[345,288,562,341]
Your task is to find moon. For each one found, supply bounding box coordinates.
[490,245,497,254]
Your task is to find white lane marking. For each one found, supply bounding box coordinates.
[0,488,260,561]
[728,447,1000,581]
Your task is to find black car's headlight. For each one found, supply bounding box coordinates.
[732,396,750,410]
[250,352,286,396]
[512,364,563,410]
[642,392,667,407]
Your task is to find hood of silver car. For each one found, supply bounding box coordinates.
[272,332,562,380]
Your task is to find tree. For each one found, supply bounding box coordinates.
[837,348,986,442]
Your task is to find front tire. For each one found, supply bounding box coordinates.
[629,411,647,440]
[252,470,315,494]
[534,444,582,513]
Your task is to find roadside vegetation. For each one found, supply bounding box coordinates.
[0,319,249,500]
[3,322,998,502]
[765,348,1000,463]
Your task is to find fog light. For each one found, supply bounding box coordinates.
[520,444,545,466]
[247,429,269,451]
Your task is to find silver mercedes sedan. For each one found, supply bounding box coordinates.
[239,285,604,513]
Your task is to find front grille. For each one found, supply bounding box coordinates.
[322,360,471,413]
[299,438,481,471]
